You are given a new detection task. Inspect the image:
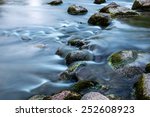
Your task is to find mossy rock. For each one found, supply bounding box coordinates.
[135,73,150,99]
[44,90,81,100]
[145,63,150,73]
[67,5,88,15]
[108,50,138,69]
[59,62,86,82]
[94,0,106,4]
[48,0,63,5]
[68,39,89,48]
[71,80,97,92]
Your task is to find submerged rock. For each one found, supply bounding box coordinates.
[135,73,150,99]
[145,63,150,73]
[59,62,86,82]
[48,0,63,5]
[81,92,109,100]
[44,90,81,100]
[132,0,150,11]
[65,50,94,65]
[94,0,106,4]
[68,38,89,48]
[67,5,88,15]
[88,12,112,27]
[100,2,139,17]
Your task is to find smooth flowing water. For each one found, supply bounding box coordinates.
[0,0,150,99]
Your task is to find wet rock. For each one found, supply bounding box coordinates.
[44,90,81,100]
[81,92,109,100]
[48,0,63,5]
[71,80,97,92]
[135,73,150,99]
[94,0,106,4]
[88,12,112,27]
[59,62,86,82]
[100,2,139,17]
[68,38,89,48]
[29,95,46,100]
[145,63,150,73]
[56,46,76,58]
[108,50,138,69]
[132,0,150,11]
[67,5,88,15]
[65,50,94,65]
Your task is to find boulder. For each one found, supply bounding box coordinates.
[67,5,88,15]
[44,90,81,100]
[81,92,109,100]
[48,0,63,5]
[65,50,94,65]
[132,0,150,11]
[94,0,106,4]
[135,73,150,99]
[145,63,150,73]
[100,2,139,17]
[88,12,112,27]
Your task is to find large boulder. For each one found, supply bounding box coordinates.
[88,12,112,27]
[65,50,94,65]
[44,90,81,100]
[94,0,106,4]
[100,2,139,17]
[81,92,109,100]
[135,73,150,99]
[132,0,150,11]
[48,0,63,5]
[67,5,88,15]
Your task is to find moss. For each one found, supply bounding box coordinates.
[68,62,86,72]
[64,91,81,100]
[145,63,150,73]
[71,80,96,92]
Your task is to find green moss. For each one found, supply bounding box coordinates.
[64,91,81,100]
[68,62,85,72]
[145,63,150,73]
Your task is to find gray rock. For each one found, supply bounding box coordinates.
[100,2,139,17]
[135,73,150,99]
[65,50,94,65]
[44,90,81,100]
[67,5,88,15]
[94,0,106,4]
[132,0,150,11]
[81,92,109,100]
[48,0,63,5]
[88,12,112,27]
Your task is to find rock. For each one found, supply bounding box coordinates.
[65,50,94,65]
[44,90,81,100]
[55,46,76,58]
[145,63,150,73]
[81,92,109,100]
[29,95,46,100]
[48,0,63,5]
[67,5,88,15]
[132,0,150,11]
[59,62,86,82]
[94,0,106,4]
[135,73,150,99]
[108,50,138,69]
[100,2,139,17]
[71,80,97,92]
[88,12,112,27]
[68,39,89,48]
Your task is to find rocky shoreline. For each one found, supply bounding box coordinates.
[29,0,150,100]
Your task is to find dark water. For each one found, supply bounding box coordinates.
[0,0,150,99]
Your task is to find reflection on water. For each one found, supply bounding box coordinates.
[0,0,150,99]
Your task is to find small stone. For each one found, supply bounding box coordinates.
[135,73,150,99]
[81,92,109,100]
[67,5,88,15]
[88,12,112,27]
[65,50,94,65]
[48,0,63,5]
[94,0,106,4]
[44,90,81,100]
